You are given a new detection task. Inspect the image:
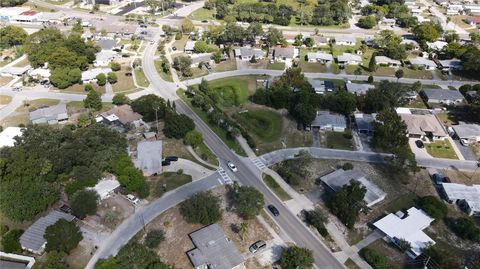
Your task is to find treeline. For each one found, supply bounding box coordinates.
[24,28,99,89]
[205,0,351,26]
[0,0,27,6]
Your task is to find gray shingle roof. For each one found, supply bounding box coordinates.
[20,211,75,253]
[134,140,162,175]
[346,83,375,94]
[423,88,464,102]
[320,169,386,207]
[235,47,264,58]
[311,111,347,128]
[97,39,117,50]
[29,104,68,124]
[274,47,295,58]
[452,124,480,139]
[187,224,244,269]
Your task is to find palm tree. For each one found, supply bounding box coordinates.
[239,222,248,240]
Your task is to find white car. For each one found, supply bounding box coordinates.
[126,194,139,205]
[227,161,238,172]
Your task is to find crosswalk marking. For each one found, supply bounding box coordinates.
[251,157,267,170]
[217,168,233,185]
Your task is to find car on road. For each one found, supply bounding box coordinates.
[127,194,139,205]
[201,20,208,23]
[227,161,238,172]
[415,140,424,148]
[162,160,171,166]
[267,205,279,216]
[165,156,178,161]
[249,240,266,253]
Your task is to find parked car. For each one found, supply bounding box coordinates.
[432,173,445,185]
[201,20,208,23]
[162,160,171,166]
[165,156,178,161]
[172,46,177,51]
[249,240,266,253]
[415,140,424,148]
[127,194,139,205]
[267,205,279,216]
[227,161,238,172]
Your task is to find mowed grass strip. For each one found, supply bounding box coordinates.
[263,175,292,201]
[235,109,282,142]
[425,140,458,159]
[210,77,251,106]
[151,172,192,198]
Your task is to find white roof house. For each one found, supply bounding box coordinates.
[375,56,401,67]
[452,124,480,145]
[373,207,435,258]
[335,35,357,46]
[442,183,480,216]
[320,169,386,207]
[427,41,448,50]
[94,50,116,67]
[409,57,437,70]
[184,40,196,53]
[234,47,265,60]
[337,53,362,66]
[0,127,23,148]
[306,52,334,63]
[88,177,120,200]
[28,68,51,79]
[81,68,112,82]
[0,66,30,77]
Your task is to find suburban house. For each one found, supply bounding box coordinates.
[311,111,347,132]
[320,169,386,207]
[337,53,362,67]
[375,56,401,67]
[373,207,435,258]
[88,176,121,200]
[335,35,357,46]
[408,57,437,70]
[0,127,23,148]
[397,109,447,140]
[306,52,334,64]
[380,18,396,27]
[465,16,480,27]
[441,183,480,216]
[191,53,213,67]
[91,21,137,36]
[81,68,112,83]
[234,47,265,60]
[272,47,299,62]
[451,124,480,145]
[134,140,162,176]
[96,104,144,130]
[308,78,334,94]
[184,40,196,54]
[427,40,448,51]
[346,83,375,95]
[20,211,75,254]
[313,36,329,47]
[401,39,420,51]
[0,66,30,77]
[28,68,51,81]
[0,252,36,269]
[438,59,462,72]
[187,224,244,269]
[94,50,116,67]
[422,88,465,105]
[354,113,377,134]
[29,104,68,125]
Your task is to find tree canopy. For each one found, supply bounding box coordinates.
[95,242,171,269]
[329,180,367,229]
[131,94,167,122]
[230,183,265,219]
[0,25,28,49]
[279,246,314,269]
[45,219,83,253]
[180,191,222,225]
[70,190,99,219]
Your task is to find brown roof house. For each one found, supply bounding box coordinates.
[397,108,447,140]
[96,105,144,131]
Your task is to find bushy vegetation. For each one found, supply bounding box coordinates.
[180,191,222,225]
[45,219,83,254]
[276,151,312,186]
[70,190,99,219]
[418,195,448,220]
[0,125,128,221]
[359,247,390,269]
[304,208,329,237]
[329,180,367,229]
[1,229,23,253]
[450,217,480,242]
[0,25,28,49]
[145,229,166,248]
[95,242,171,269]
[279,246,314,269]
[230,183,265,220]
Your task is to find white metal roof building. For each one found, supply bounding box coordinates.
[0,66,30,77]
[320,168,386,207]
[81,68,112,81]
[0,127,23,148]
[373,207,435,257]
[442,183,480,216]
[20,211,75,254]
[88,177,120,200]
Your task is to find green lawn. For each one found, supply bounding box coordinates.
[154,60,173,82]
[172,36,189,52]
[194,142,219,166]
[213,59,237,72]
[322,131,354,150]
[263,175,292,201]
[178,89,246,156]
[331,40,361,58]
[402,68,434,79]
[151,172,192,198]
[134,68,150,87]
[235,109,283,142]
[425,140,459,159]
[188,8,215,21]
[317,77,346,89]
[299,61,327,73]
[209,76,253,107]
[112,71,136,92]
[373,66,396,77]
[266,61,285,70]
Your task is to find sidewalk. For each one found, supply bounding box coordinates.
[186,145,219,169]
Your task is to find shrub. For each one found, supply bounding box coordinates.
[96,73,106,86]
[107,72,118,84]
[70,189,99,219]
[0,224,9,236]
[110,62,121,71]
[1,229,23,253]
[450,217,480,242]
[418,195,448,220]
[230,183,265,219]
[45,219,83,253]
[305,208,329,237]
[180,191,222,225]
[342,162,354,170]
[279,246,314,269]
[359,247,390,269]
[144,229,165,248]
[343,131,353,139]
[367,75,374,83]
[84,84,94,92]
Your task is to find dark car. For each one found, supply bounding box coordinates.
[201,20,208,23]
[443,176,451,183]
[432,173,445,185]
[415,140,424,148]
[249,240,266,253]
[165,156,178,162]
[161,160,171,166]
[172,46,177,51]
[267,205,279,216]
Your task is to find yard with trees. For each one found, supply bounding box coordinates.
[180,191,222,225]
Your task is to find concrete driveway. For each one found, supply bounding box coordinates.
[163,158,215,180]
[408,138,432,159]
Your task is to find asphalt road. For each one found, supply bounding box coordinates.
[85,172,224,269]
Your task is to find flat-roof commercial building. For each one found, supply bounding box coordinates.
[320,168,386,207]
[134,140,162,176]
[20,211,75,254]
[373,207,435,258]
[187,224,244,269]
[441,183,480,216]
